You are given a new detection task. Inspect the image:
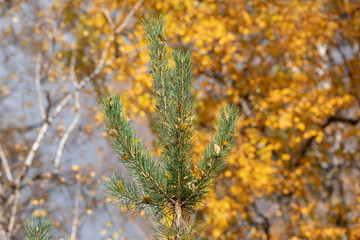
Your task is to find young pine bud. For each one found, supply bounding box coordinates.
[158,34,166,42]
[108,129,119,138]
[142,194,152,204]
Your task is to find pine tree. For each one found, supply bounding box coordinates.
[101,15,240,239]
[24,217,53,240]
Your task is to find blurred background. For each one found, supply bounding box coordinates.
[0,0,359,239]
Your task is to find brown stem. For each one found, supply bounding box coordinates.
[175,202,182,240]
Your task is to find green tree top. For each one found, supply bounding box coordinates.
[101,15,240,240]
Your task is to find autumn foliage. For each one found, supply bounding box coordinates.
[1,0,360,239]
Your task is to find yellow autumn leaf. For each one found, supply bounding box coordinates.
[71,165,79,172]
[281,153,291,161]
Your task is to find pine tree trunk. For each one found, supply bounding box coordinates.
[175,202,182,240]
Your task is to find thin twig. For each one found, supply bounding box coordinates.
[34,54,46,120]
[24,122,50,168]
[7,180,20,238]
[101,0,116,30]
[70,164,82,240]
[0,144,13,182]
[114,0,127,24]
[115,0,143,34]
[53,50,81,174]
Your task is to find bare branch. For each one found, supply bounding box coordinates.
[53,50,81,174]
[25,49,112,169]
[6,43,96,239]
[322,116,360,128]
[6,4,142,237]
[25,0,143,169]
[24,122,50,167]
[34,54,46,120]
[252,203,271,240]
[101,0,116,30]
[7,181,20,238]
[70,165,82,240]
[0,144,13,182]
[297,115,360,165]
[115,0,143,34]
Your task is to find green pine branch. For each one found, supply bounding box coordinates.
[101,15,240,240]
[101,96,170,204]
[24,217,53,240]
[104,173,166,218]
[185,105,240,207]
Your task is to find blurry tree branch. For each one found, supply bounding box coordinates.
[34,54,46,121]
[101,0,116,30]
[4,1,144,237]
[0,144,13,183]
[53,50,81,175]
[114,0,143,35]
[70,164,82,240]
[252,203,270,240]
[297,115,360,165]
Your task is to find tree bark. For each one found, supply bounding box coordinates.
[175,202,182,240]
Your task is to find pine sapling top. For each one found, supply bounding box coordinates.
[101,15,240,240]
